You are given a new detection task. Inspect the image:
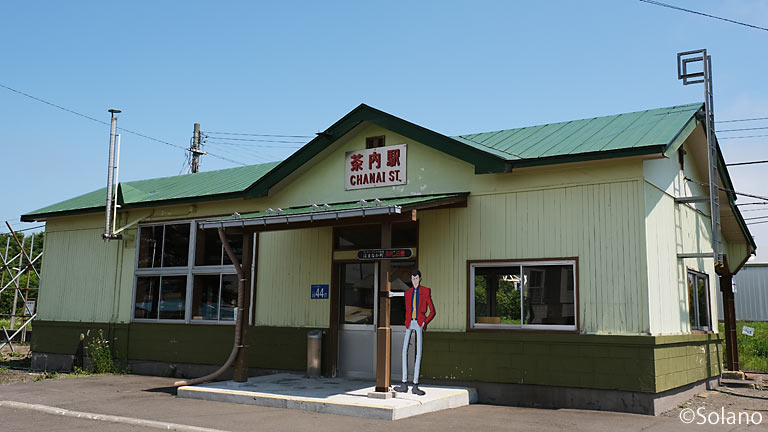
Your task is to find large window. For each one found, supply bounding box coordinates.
[687,269,711,331]
[469,260,576,330]
[133,221,248,323]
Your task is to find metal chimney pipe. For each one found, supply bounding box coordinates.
[103,109,121,242]
[111,133,121,235]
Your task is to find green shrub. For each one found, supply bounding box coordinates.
[86,329,116,374]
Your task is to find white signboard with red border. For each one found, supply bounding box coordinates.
[344,144,407,190]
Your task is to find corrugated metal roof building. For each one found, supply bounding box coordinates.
[21,102,755,415]
[718,263,768,322]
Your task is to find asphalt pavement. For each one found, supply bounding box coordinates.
[0,374,765,431]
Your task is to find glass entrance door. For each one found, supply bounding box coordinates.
[337,262,378,378]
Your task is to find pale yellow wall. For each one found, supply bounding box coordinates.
[643,138,719,335]
[38,214,136,323]
[254,227,332,327]
[40,121,661,334]
[420,181,648,334]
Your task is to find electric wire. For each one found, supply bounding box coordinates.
[204,136,306,144]
[205,140,302,149]
[717,126,768,133]
[747,220,768,226]
[0,82,240,166]
[718,134,768,140]
[638,0,768,32]
[743,215,768,222]
[205,145,275,164]
[717,117,768,124]
[684,177,768,203]
[203,131,313,139]
[737,202,768,207]
[0,224,45,235]
[726,160,768,167]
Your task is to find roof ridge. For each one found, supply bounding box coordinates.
[122,160,281,185]
[453,102,702,137]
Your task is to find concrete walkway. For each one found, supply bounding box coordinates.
[178,373,477,420]
[0,375,764,431]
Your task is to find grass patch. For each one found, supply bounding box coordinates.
[719,321,768,372]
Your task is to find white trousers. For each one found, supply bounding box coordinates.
[401,319,423,384]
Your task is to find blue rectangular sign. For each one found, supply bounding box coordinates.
[311,284,329,299]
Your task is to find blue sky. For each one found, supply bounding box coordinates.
[1,1,767,260]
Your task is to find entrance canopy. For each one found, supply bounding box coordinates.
[199,193,468,231]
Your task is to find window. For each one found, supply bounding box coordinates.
[469,260,576,330]
[687,270,711,331]
[133,221,250,323]
[334,225,381,250]
[365,135,385,149]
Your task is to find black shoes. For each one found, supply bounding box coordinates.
[394,382,426,396]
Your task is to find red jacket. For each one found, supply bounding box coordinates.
[404,285,436,329]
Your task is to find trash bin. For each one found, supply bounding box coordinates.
[307,329,322,377]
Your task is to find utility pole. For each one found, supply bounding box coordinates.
[190,123,206,173]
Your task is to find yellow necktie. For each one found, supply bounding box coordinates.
[412,289,417,320]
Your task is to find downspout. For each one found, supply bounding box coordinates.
[174,228,244,386]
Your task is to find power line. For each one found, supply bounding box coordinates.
[747,220,768,226]
[203,131,314,139]
[727,160,768,167]
[205,140,303,149]
[0,82,239,166]
[737,202,768,207]
[717,117,768,124]
[0,224,45,235]
[717,126,768,133]
[718,134,768,140]
[744,215,768,222]
[204,135,306,144]
[638,0,768,32]
[684,177,768,203]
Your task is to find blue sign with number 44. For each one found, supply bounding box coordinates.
[311,284,329,299]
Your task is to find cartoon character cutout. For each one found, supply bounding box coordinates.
[394,269,436,396]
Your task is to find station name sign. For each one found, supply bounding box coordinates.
[357,248,414,260]
[345,144,407,190]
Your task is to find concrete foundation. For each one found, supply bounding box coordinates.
[30,352,74,372]
[424,377,719,416]
[177,373,477,420]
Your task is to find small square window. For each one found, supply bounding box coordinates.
[195,228,243,266]
[365,135,385,149]
[137,224,190,268]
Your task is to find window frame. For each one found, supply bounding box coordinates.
[132,219,253,325]
[467,258,578,332]
[686,268,712,332]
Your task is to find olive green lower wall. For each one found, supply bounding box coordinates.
[421,332,722,393]
[32,321,721,393]
[32,321,322,373]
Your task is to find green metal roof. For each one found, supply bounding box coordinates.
[21,162,280,221]
[23,103,704,222]
[452,103,702,164]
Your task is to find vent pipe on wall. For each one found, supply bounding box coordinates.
[103,109,123,242]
